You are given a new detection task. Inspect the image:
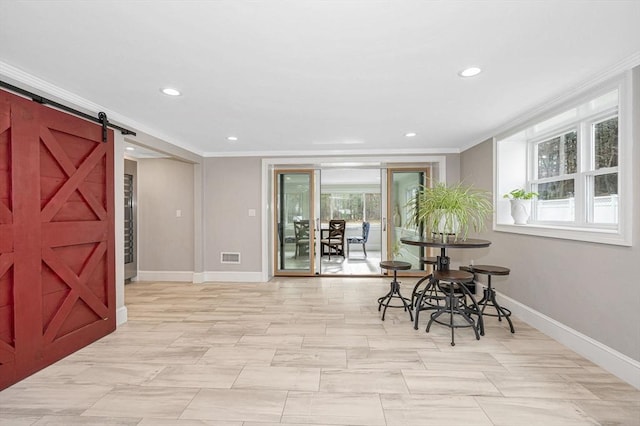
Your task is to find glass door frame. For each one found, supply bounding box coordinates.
[273,169,317,276]
[386,167,432,277]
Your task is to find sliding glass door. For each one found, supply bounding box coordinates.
[387,168,430,273]
[273,166,431,276]
[274,170,316,275]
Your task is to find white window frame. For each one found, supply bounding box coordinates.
[529,127,579,225]
[494,72,633,246]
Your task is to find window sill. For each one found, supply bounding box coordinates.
[493,223,632,246]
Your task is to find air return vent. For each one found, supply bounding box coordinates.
[220,252,241,264]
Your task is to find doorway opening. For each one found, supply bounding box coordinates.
[319,168,382,275]
[268,156,444,278]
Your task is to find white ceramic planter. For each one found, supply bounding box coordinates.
[436,212,459,234]
[509,199,531,225]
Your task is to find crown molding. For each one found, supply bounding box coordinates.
[461,51,640,153]
[203,147,459,158]
[0,61,204,157]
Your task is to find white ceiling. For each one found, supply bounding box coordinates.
[1,1,639,157]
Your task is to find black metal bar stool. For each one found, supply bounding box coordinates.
[470,265,514,333]
[426,269,481,346]
[378,260,413,321]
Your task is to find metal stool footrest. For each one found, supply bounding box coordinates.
[412,275,450,330]
[378,280,413,321]
[424,270,482,346]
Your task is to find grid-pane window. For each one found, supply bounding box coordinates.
[496,77,630,246]
[538,179,575,200]
[594,117,618,169]
[592,173,618,224]
[534,130,577,222]
[564,131,578,174]
[591,117,619,224]
[529,89,619,226]
[594,173,617,197]
[537,137,561,178]
[536,179,575,222]
[536,131,577,179]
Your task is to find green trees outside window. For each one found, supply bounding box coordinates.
[320,192,381,223]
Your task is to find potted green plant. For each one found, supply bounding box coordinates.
[407,181,492,241]
[503,188,538,225]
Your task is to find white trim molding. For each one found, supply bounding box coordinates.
[116,306,128,326]
[497,293,640,389]
[135,270,265,283]
[136,270,195,282]
[206,147,458,158]
[202,271,265,283]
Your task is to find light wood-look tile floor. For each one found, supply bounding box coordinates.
[1,277,638,425]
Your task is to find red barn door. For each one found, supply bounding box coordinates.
[0,93,16,386]
[0,89,115,390]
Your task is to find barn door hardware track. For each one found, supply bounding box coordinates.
[0,80,136,142]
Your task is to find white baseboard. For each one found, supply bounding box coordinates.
[497,292,640,389]
[116,306,128,326]
[136,270,195,282]
[203,271,265,283]
[135,270,265,283]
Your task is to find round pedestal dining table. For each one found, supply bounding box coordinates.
[400,235,491,337]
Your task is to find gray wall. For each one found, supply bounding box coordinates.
[203,157,263,272]
[458,68,640,362]
[199,155,460,273]
[138,158,195,271]
[444,153,460,183]
[134,154,459,276]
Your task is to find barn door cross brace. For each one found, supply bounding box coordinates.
[0,80,136,142]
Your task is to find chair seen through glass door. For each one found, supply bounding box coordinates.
[275,171,315,275]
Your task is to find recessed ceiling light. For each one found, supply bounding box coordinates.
[405,132,417,138]
[161,87,181,96]
[227,136,238,142]
[459,67,482,78]
[125,146,135,151]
